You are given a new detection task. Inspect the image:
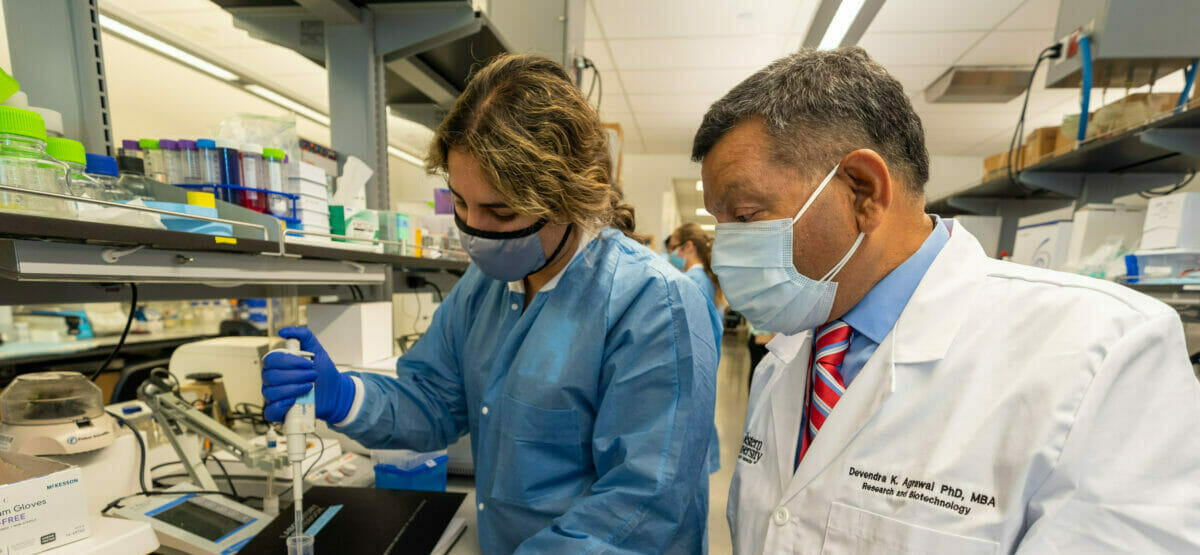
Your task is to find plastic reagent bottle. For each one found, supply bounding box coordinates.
[138,138,166,182]
[158,139,184,185]
[240,143,267,213]
[178,139,202,184]
[263,147,289,217]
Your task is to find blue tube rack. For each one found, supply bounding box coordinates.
[174,183,301,229]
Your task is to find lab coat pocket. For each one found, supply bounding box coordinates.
[491,395,586,506]
[820,502,997,555]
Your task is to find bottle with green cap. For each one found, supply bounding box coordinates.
[0,106,73,217]
[46,137,127,203]
[263,147,290,216]
[138,138,167,182]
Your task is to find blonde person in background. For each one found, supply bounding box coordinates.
[667,222,725,312]
[262,54,721,553]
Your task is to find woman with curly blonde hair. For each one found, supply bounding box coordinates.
[261,53,720,553]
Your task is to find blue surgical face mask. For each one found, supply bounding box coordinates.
[668,250,686,271]
[711,163,864,335]
[455,212,574,282]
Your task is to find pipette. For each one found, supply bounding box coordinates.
[278,339,316,541]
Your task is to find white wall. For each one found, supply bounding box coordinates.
[925,154,984,204]
[621,154,699,247]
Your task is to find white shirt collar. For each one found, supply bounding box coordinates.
[507,230,598,294]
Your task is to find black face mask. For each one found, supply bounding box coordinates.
[455,211,574,281]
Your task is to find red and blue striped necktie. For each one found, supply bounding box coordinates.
[797,320,852,466]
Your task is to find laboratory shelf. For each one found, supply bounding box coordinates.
[0,212,467,304]
[0,329,217,364]
[929,102,1200,215]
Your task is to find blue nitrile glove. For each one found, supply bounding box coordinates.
[261,326,356,423]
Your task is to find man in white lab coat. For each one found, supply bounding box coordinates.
[692,46,1200,553]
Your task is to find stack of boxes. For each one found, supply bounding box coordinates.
[286,161,332,243]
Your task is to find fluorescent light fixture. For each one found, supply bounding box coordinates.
[695,208,710,216]
[700,224,715,231]
[244,85,331,126]
[388,145,424,167]
[98,15,238,81]
[818,0,866,50]
[695,180,703,191]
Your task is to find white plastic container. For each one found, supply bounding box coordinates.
[263,147,290,217]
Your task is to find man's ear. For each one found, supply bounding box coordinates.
[839,149,892,234]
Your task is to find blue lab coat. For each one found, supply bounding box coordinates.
[335,228,720,554]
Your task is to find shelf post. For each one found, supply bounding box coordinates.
[326,9,390,211]
[2,0,113,156]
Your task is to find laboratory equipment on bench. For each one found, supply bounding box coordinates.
[170,336,281,408]
[0,371,116,455]
[110,483,269,555]
[133,372,290,549]
[179,372,232,426]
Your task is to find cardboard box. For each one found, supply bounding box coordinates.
[1093,93,1180,135]
[983,149,1025,180]
[329,206,380,243]
[285,177,330,200]
[0,452,89,554]
[1022,127,1061,167]
[286,160,329,183]
[379,211,413,255]
[1141,192,1200,250]
[307,302,394,366]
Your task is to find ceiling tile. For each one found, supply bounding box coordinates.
[599,92,632,118]
[859,31,986,66]
[640,126,701,144]
[585,3,604,39]
[999,0,1060,31]
[628,94,721,114]
[580,70,623,100]
[889,65,948,93]
[617,68,755,95]
[643,138,695,154]
[591,0,816,39]
[957,30,1056,66]
[867,0,1024,33]
[606,35,789,70]
[583,40,614,71]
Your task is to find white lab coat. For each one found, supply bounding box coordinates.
[728,220,1200,554]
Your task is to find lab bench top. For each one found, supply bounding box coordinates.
[0,327,217,362]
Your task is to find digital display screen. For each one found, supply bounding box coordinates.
[151,499,245,542]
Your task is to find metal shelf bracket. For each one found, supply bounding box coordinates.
[1139,128,1200,159]
[1020,171,1188,203]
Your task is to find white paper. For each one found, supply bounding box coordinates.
[333,156,373,210]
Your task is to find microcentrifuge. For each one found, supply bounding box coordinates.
[0,371,116,455]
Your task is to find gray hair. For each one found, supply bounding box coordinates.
[691,47,929,193]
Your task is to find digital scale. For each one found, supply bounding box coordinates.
[112,484,270,555]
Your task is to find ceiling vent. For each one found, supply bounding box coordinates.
[924,66,1034,103]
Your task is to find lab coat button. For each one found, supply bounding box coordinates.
[510,303,519,311]
[481,406,489,415]
[478,502,485,511]
[773,507,790,526]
